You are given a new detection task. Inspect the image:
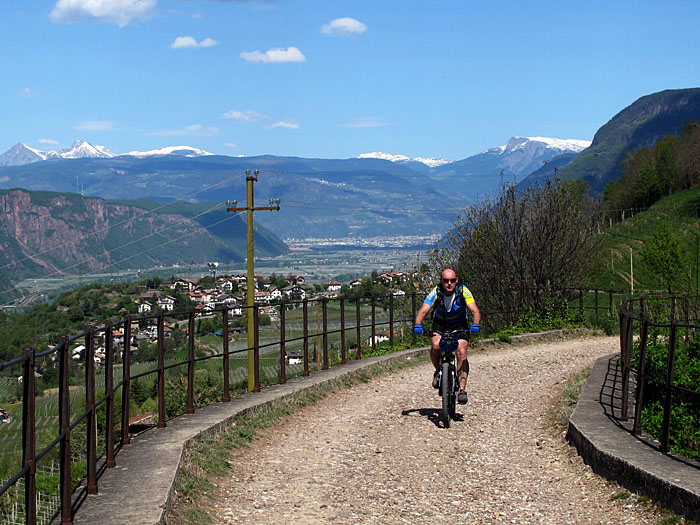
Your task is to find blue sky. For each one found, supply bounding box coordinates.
[3,0,700,160]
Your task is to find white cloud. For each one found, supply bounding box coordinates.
[50,0,156,27]
[269,121,299,130]
[148,124,219,136]
[225,142,237,148]
[170,36,218,49]
[341,117,388,128]
[240,46,306,63]
[222,109,268,122]
[321,17,367,37]
[192,12,202,19]
[38,138,60,145]
[76,120,114,131]
[19,87,36,99]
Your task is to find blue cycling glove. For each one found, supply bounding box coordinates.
[469,323,480,334]
[413,323,424,335]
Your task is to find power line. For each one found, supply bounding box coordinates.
[0,172,243,273]
[0,209,245,302]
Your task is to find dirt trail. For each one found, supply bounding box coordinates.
[208,336,675,524]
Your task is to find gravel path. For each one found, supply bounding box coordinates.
[209,336,675,524]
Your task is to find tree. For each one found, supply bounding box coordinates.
[640,222,689,294]
[433,178,600,328]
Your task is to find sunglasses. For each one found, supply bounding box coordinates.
[442,278,457,284]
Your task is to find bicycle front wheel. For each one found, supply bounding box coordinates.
[441,361,452,428]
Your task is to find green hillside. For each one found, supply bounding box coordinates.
[560,88,700,194]
[586,187,700,293]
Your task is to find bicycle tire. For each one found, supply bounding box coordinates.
[449,365,457,419]
[441,361,452,428]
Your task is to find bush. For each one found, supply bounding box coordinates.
[636,330,700,460]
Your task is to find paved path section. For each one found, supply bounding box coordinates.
[206,336,679,524]
[72,347,427,524]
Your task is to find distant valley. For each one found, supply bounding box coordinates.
[2,86,700,301]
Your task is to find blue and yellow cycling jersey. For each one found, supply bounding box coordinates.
[423,284,475,324]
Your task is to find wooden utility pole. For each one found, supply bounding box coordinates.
[227,170,280,392]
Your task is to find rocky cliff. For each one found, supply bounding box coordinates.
[0,189,279,280]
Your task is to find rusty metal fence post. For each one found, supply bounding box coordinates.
[303,299,309,376]
[85,327,97,493]
[222,308,231,402]
[279,301,286,384]
[482,288,489,336]
[59,336,72,525]
[105,323,116,468]
[356,299,362,360]
[21,346,36,525]
[389,294,394,348]
[187,310,195,415]
[340,298,346,364]
[595,289,599,319]
[157,312,166,428]
[621,310,634,421]
[121,315,132,446]
[660,322,678,453]
[371,295,376,353]
[411,293,416,347]
[579,289,584,314]
[633,316,650,435]
[322,298,329,370]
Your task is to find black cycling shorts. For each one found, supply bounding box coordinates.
[431,320,470,340]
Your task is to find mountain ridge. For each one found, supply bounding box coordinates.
[0,141,214,167]
[0,135,590,238]
[557,88,700,193]
[0,188,288,284]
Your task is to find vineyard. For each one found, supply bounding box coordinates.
[0,294,412,524]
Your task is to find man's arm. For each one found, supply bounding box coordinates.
[468,301,481,325]
[414,302,432,325]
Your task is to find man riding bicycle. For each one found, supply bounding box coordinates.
[413,268,481,405]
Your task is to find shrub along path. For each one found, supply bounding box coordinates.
[205,336,682,524]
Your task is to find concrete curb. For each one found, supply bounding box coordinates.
[71,346,430,524]
[566,353,700,522]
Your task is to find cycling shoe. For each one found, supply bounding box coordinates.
[457,390,468,404]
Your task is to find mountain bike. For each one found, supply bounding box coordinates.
[433,330,460,428]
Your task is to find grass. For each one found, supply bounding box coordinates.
[554,366,592,427]
[166,351,428,524]
[587,187,700,293]
[609,491,631,501]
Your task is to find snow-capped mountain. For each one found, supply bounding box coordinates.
[438,136,590,175]
[480,136,590,175]
[59,140,114,159]
[0,143,51,166]
[0,141,114,166]
[358,152,452,168]
[0,141,214,166]
[485,136,589,158]
[429,136,591,194]
[122,146,213,158]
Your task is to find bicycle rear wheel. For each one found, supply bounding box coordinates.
[441,361,452,428]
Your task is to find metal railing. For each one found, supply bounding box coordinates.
[0,286,624,524]
[618,296,700,456]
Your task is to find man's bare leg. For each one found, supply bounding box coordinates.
[456,339,469,390]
